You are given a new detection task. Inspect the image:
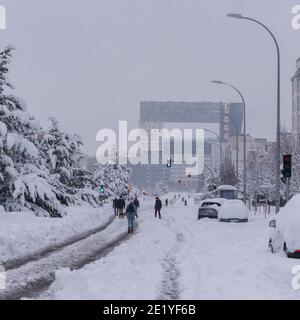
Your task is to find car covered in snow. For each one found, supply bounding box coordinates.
[218,199,249,223]
[198,198,227,220]
[268,194,300,258]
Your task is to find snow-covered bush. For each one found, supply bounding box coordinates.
[94,162,132,199]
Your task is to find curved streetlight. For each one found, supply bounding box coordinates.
[212,80,246,203]
[227,13,281,213]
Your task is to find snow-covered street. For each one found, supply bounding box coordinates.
[0,201,154,299]
[40,201,300,300]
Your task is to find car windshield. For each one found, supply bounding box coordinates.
[202,202,221,207]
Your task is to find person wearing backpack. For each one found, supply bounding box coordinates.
[126,199,138,234]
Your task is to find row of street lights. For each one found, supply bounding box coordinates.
[210,13,280,212]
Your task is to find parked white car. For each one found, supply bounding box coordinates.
[269,194,300,258]
[218,200,249,223]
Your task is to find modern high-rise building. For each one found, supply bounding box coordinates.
[139,101,244,143]
[292,58,300,152]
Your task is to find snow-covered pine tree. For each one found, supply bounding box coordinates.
[94,149,132,199]
[96,163,132,198]
[40,118,82,186]
[0,47,63,217]
[40,118,103,207]
[220,158,239,186]
[204,165,220,192]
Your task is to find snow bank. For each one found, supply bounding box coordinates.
[0,204,112,265]
[276,194,300,251]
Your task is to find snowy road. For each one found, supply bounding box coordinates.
[43,202,300,300]
[0,215,131,300]
[4,214,116,271]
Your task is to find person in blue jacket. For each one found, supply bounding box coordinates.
[126,199,138,234]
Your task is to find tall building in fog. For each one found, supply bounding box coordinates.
[292,58,300,152]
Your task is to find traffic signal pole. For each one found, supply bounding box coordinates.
[286,178,290,204]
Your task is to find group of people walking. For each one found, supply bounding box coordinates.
[112,196,164,234]
[113,196,140,234]
[113,197,140,219]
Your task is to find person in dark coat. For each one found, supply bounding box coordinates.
[113,198,118,216]
[126,199,138,234]
[154,197,162,219]
[165,198,168,207]
[117,197,126,219]
[133,197,140,213]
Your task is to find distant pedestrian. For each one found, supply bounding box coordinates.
[113,198,118,216]
[126,199,138,234]
[154,197,162,219]
[165,198,169,207]
[184,200,187,206]
[117,196,126,219]
[133,197,140,213]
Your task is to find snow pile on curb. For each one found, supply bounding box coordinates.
[276,194,300,250]
[0,204,112,265]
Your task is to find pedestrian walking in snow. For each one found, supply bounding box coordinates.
[126,199,138,234]
[165,198,168,207]
[133,197,140,214]
[113,198,118,216]
[154,197,162,219]
[117,197,126,219]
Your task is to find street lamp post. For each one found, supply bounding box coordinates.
[228,114,239,176]
[227,13,281,213]
[203,128,223,178]
[212,80,247,204]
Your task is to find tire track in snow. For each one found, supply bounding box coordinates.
[0,215,142,300]
[3,214,116,271]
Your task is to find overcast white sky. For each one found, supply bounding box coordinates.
[1,0,300,154]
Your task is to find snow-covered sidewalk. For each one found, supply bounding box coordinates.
[0,204,113,266]
[44,202,300,300]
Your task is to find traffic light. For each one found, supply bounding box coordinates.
[283,154,292,178]
[167,158,172,168]
[99,185,105,193]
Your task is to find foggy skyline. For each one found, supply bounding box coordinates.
[1,0,300,155]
